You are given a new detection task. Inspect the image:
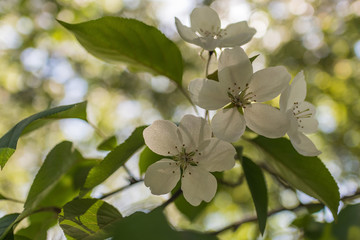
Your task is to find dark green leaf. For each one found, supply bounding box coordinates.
[249,54,260,63]
[251,136,340,219]
[59,198,123,240]
[0,214,19,240]
[112,208,217,240]
[58,17,183,85]
[81,126,147,196]
[138,146,163,175]
[0,101,87,169]
[241,156,268,235]
[97,136,117,151]
[332,204,360,239]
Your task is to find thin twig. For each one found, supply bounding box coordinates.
[99,179,143,199]
[162,189,182,208]
[122,165,138,183]
[88,121,107,139]
[209,189,360,235]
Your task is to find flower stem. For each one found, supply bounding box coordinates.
[204,51,214,120]
[162,189,182,208]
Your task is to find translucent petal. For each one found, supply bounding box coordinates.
[211,107,246,142]
[218,47,253,92]
[280,71,307,112]
[188,78,229,110]
[190,7,221,36]
[175,18,202,46]
[218,22,256,48]
[181,165,217,206]
[248,66,291,102]
[244,103,288,138]
[289,132,321,156]
[293,101,317,133]
[178,114,212,152]
[196,138,236,172]
[143,120,181,156]
[144,159,181,195]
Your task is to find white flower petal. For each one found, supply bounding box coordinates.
[294,101,317,133]
[218,47,253,91]
[211,107,246,142]
[289,132,321,156]
[175,17,202,46]
[190,7,221,36]
[188,78,229,110]
[280,71,307,112]
[248,66,291,102]
[196,139,236,172]
[218,22,256,48]
[181,165,217,206]
[244,103,288,138]
[143,120,181,156]
[178,115,212,152]
[144,159,181,195]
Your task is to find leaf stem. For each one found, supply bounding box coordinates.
[88,121,107,139]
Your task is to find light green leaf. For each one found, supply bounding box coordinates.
[59,198,123,240]
[138,146,163,175]
[251,136,340,219]
[112,208,218,240]
[81,126,147,196]
[241,156,268,235]
[0,101,87,169]
[97,136,117,151]
[58,17,183,85]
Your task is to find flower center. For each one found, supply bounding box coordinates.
[172,145,202,176]
[227,83,256,108]
[198,27,227,39]
[292,102,312,129]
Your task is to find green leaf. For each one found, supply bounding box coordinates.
[58,17,183,85]
[0,101,87,169]
[59,198,123,240]
[207,70,219,82]
[112,208,217,240]
[241,156,268,235]
[332,204,360,240]
[138,146,163,175]
[0,214,19,240]
[249,54,260,63]
[251,136,340,219]
[97,136,117,151]
[81,126,147,196]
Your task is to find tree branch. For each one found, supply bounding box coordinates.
[162,189,182,208]
[99,179,143,199]
[209,189,360,235]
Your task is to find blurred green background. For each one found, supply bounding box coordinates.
[0,0,359,239]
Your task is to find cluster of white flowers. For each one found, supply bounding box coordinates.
[143,6,321,206]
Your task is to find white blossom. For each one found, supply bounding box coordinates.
[143,114,236,206]
[189,47,290,142]
[280,71,321,156]
[175,6,256,51]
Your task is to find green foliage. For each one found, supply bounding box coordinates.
[138,146,164,175]
[332,204,360,239]
[59,198,123,240]
[97,136,118,151]
[0,142,97,240]
[241,156,268,235]
[251,136,340,219]
[0,214,19,240]
[81,126,147,196]
[58,17,184,86]
[112,208,218,240]
[0,102,87,169]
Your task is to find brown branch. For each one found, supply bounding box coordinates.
[162,189,182,208]
[99,179,143,199]
[209,189,360,235]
